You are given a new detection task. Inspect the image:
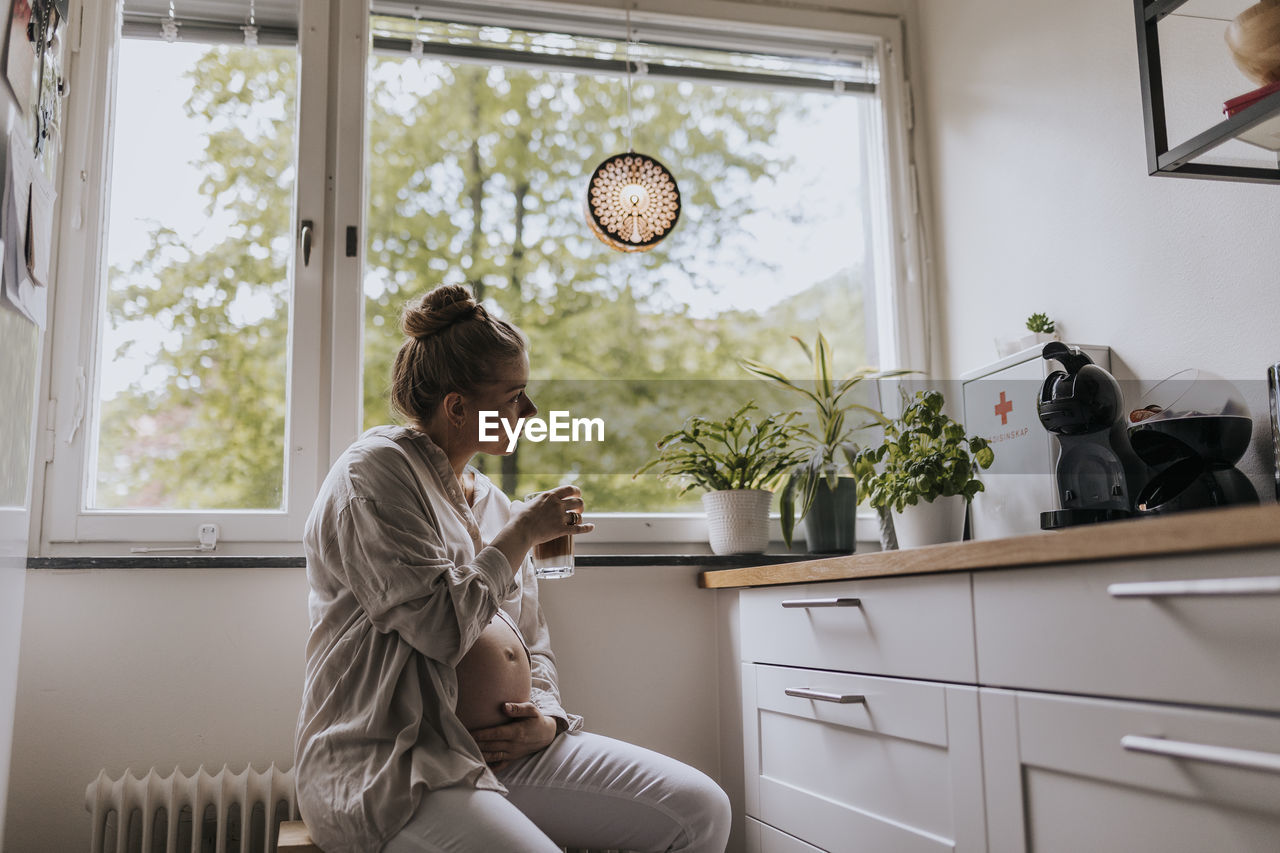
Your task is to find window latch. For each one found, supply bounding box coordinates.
[300,220,314,267]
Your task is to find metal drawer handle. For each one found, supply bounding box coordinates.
[1121,735,1280,775]
[781,597,861,608]
[785,688,866,704]
[1108,576,1280,598]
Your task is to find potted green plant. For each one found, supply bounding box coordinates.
[740,333,913,552]
[636,402,810,554]
[853,389,995,549]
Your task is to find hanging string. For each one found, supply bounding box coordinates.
[410,6,424,58]
[160,0,179,42]
[624,5,633,151]
[242,0,259,47]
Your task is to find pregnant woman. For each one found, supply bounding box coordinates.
[294,284,730,853]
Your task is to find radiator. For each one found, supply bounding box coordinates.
[84,764,299,853]
[85,764,634,853]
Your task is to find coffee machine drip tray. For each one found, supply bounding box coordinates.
[1057,442,1131,507]
[1040,442,1134,529]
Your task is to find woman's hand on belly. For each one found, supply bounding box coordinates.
[454,615,533,730]
[469,702,558,771]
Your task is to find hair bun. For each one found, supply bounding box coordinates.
[402,284,481,339]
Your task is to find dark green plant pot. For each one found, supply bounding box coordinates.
[802,477,859,554]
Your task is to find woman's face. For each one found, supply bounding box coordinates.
[463,351,537,457]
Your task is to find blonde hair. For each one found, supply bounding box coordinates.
[390,284,527,426]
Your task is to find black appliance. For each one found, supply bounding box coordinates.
[1128,374,1259,515]
[1036,342,1144,529]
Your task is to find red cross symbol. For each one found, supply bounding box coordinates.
[994,391,1013,425]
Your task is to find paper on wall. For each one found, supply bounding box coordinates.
[0,127,54,328]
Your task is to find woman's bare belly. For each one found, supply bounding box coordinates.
[454,614,532,730]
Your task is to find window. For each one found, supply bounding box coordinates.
[41,0,327,551]
[40,0,926,553]
[359,15,895,513]
[94,38,298,511]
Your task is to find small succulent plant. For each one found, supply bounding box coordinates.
[1026,312,1056,334]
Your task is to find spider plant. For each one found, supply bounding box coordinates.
[740,332,916,547]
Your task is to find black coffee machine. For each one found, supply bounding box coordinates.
[1127,371,1259,515]
[1036,343,1145,529]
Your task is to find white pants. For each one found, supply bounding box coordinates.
[380,732,732,853]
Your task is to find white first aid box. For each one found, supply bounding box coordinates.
[960,344,1111,541]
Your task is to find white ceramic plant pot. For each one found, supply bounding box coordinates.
[891,495,967,549]
[702,489,772,555]
[994,331,1059,359]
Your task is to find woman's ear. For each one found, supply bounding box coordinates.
[442,391,467,429]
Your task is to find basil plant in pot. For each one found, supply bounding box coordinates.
[740,333,913,553]
[635,402,810,555]
[853,390,995,549]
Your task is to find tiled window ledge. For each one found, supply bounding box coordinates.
[26,554,818,570]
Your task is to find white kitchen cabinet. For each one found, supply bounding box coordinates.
[739,573,976,683]
[744,817,826,853]
[742,665,985,853]
[734,542,1280,853]
[980,688,1280,853]
[739,576,985,853]
[973,549,1280,712]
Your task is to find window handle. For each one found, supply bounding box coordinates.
[785,688,866,704]
[781,597,861,608]
[1121,735,1280,775]
[300,219,314,267]
[1107,577,1280,598]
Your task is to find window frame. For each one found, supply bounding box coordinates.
[34,0,929,556]
[36,0,332,555]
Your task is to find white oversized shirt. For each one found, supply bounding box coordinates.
[294,425,582,853]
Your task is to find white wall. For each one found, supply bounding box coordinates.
[0,325,37,853]
[5,568,308,852]
[915,0,1280,498]
[0,531,28,853]
[0,155,42,853]
[3,564,738,852]
[917,0,1280,384]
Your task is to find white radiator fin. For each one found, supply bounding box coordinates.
[84,764,298,853]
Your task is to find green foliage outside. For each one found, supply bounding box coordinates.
[98,45,296,509]
[854,390,995,512]
[97,37,876,513]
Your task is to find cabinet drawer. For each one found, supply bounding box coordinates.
[974,549,1280,712]
[745,817,826,853]
[742,664,986,853]
[982,688,1280,853]
[739,573,975,682]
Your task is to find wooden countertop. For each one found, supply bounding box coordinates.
[698,503,1280,589]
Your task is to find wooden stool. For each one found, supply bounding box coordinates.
[278,820,324,852]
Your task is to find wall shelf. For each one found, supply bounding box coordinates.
[1136,0,1280,183]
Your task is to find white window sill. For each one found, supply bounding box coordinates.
[30,512,882,559]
